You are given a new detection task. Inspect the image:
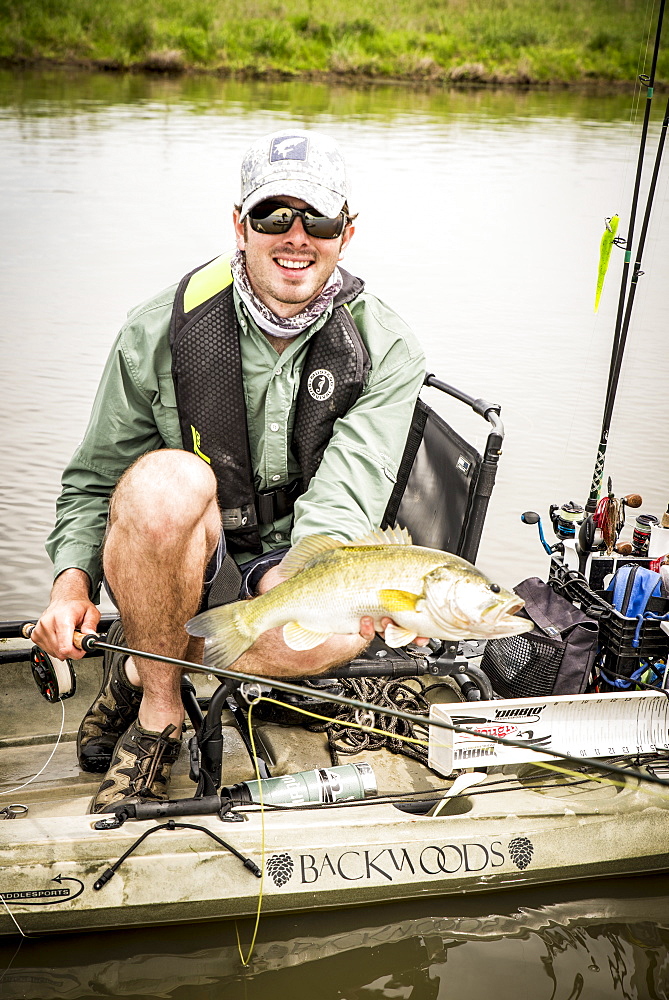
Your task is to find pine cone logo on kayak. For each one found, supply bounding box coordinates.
[266,853,295,887]
[508,837,534,870]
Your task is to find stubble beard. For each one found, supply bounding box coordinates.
[246,254,329,311]
[242,227,341,312]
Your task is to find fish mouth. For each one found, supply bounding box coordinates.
[477,596,529,636]
[496,597,524,619]
[485,616,534,637]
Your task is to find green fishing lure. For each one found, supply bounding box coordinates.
[594,215,619,312]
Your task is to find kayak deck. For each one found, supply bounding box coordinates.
[2,647,669,936]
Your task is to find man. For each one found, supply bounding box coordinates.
[32,128,426,813]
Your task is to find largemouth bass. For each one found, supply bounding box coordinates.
[187,526,532,668]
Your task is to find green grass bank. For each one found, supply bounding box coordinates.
[1,0,668,86]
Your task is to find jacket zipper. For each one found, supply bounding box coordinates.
[620,564,639,616]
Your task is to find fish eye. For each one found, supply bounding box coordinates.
[489,583,501,593]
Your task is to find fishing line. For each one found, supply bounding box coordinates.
[0,700,65,939]
[614,0,653,250]
[0,896,26,939]
[629,0,657,133]
[0,936,27,985]
[253,695,434,753]
[509,757,669,801]
[1,697,65,799]
[234,694,486,964]
[258,695,669,808]
[234,690,441,965]
[256,678,438,766]
[236,698,266,967]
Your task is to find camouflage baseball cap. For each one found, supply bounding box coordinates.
[239,129,349,220]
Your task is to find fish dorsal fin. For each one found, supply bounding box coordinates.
[349,525,413,547]
[278,535,345,579]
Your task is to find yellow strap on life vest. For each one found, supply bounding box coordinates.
[183,253,233,313]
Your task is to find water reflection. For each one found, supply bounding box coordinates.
[1,876,667,999]
[0,68,637,124]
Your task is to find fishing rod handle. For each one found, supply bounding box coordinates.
[73,630,99,652]
[21,622,99,653]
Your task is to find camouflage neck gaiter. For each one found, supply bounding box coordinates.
[230,250,343,339]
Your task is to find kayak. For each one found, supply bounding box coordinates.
[1,638,668,938]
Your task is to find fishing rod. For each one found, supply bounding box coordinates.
[585,0,666,513]
[607,90,669,434]
[18,623,669,792]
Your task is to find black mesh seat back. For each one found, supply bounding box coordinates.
[391,403,481,556]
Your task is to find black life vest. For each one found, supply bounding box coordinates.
[169,254,371,554]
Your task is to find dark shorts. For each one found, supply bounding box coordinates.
[103,529,288,610]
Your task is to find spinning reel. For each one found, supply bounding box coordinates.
[522,482,643,576]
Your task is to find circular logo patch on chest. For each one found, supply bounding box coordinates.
[307,368,335,401]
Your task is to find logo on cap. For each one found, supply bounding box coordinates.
[270,136,308,162]
[307,369,335,401]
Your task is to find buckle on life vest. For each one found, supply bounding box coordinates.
[255,478,305,526]
[221,480,304,532]
[220,504,257,530]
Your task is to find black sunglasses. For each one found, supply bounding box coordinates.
[247,200,347,240]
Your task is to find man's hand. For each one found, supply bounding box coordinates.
[31,568,100,661]
[256,566,429,646]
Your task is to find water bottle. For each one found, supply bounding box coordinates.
[224,761,377,807]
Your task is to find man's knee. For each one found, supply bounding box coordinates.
[110,450,218,538]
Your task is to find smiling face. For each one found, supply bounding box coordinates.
[233,196,355,318]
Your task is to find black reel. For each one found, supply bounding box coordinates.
[549,500,585,540]
[30,646,77,703]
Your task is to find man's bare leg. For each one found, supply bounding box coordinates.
[103,450,221,736]
[235,626,372,677]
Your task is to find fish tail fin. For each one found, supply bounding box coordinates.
[186,601,254,668]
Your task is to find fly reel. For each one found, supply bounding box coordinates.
[30,646,76,703]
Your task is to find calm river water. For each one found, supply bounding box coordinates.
[1,69,668,997]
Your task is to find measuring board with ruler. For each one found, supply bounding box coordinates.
[428,691,669,776]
